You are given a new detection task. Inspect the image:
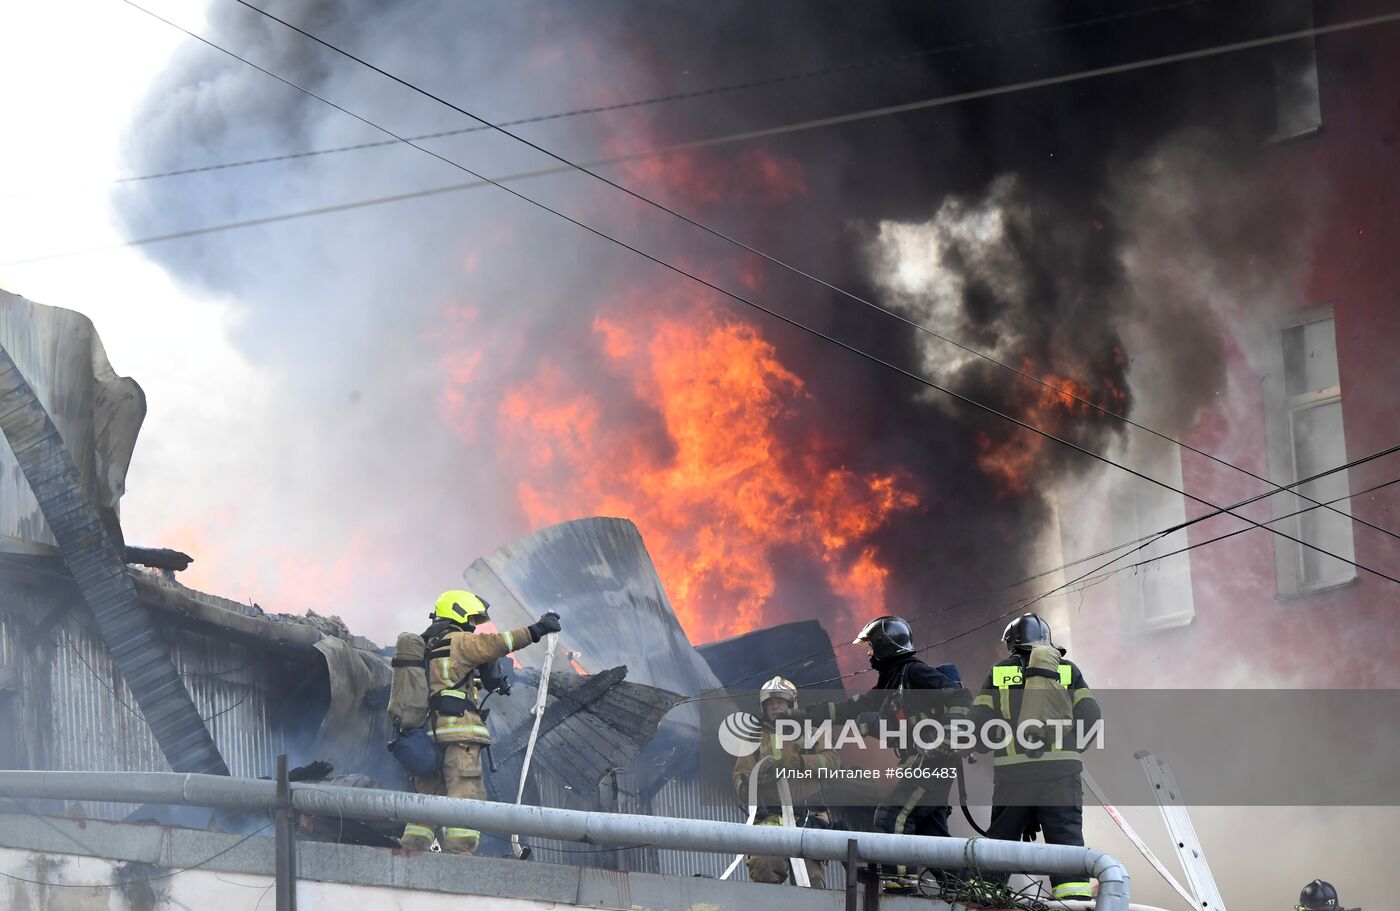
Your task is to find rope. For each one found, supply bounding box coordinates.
[512,632,557,858]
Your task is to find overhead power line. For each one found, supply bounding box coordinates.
[1120,473,1400,577]
[119,0,1400,590]
[734,442,1400,686]
[227,0,1400,546]
[223,0,1400,572]
[0,0,1210,196]
[13,7,1400,268]
[788,467,1399,690]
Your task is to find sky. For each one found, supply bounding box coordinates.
[0,0,295,612]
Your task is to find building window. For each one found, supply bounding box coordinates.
[1270,313,1356,595]
[1113,444,1195,633]
[1267,0,1322,141]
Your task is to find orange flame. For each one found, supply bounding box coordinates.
[478,299,917,643]
[975,358,1127,495]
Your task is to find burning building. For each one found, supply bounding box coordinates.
[0,290,847,882]
[3,0,1397,905]
[1054,4,1400,690]
[0,289,397,794]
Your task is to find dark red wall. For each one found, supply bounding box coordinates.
[1074,17,1400,688]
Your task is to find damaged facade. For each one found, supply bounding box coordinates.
[0,291,845,879]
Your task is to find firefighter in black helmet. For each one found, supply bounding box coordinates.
[1298,879,1356,910]
[968,613,1101,902]
[781,615,970,895]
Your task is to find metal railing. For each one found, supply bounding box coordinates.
[0,769,1131,911]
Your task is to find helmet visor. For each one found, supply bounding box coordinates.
[852,618,883,646]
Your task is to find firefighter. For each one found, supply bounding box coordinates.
[1297,879,1354,910]
[781,616,970,895]
[732,676,837,889]
[968,613,1101,902]
[399,589,562,854]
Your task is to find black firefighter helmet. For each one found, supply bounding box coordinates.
[1298,880,1341,911]
[853,616,916,660]
[1002,613,1066,656]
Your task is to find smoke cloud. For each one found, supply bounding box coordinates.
[115,0,1316,659]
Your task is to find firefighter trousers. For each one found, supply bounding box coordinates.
[746,815,828,889]
[747,853,827,889]
[982,771,1090,900]
[873,776,953,883]
[400,741,486,854]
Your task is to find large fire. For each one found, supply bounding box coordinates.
[975,356,1128,495]
[479,294,918,643]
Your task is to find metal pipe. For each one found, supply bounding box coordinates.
[861,863,880,911]
[0,771,1130,911]
[274,755,296,911]
[844,838,858,911]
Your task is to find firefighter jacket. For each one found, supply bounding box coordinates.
[815,655,971,767]
[969,652,1101,779]
[732,724,838,824]
[426,625,533,745]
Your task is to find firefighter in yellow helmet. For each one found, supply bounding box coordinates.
[399,590,561,855]
[731,676,838,889]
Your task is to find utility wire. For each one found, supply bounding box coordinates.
[13,7,1400,267]
[800,467,1400,690]
[0,0,1210,196]
[1070,473,1400,590]
[731,442,1400,687]
[119,0,1400,590]
[0,820,273,888]
[229,0,1400,546]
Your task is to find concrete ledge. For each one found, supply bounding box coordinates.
[0,812,941,911]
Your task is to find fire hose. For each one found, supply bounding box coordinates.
[720,754,811,887]
[512,631,557,858]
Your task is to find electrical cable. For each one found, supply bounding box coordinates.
[690,464,1399,696]
[13,7,1400,268]
[69,639,256,725]
[0,820,272,888]
[0,0,1211,196]
[230,0,1400,546]
[727,443,1400,687]
[1020,472,1400,603]
[117,0,1400,597]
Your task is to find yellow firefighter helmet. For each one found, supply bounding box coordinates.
[433,590,490,624]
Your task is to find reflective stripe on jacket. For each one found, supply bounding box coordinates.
[969,655,1100,771]
[426,626,532,745]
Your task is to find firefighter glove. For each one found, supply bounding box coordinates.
[529,611,562,641]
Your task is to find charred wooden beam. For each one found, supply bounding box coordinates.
[124,545,193,572]
[494,666,630,762]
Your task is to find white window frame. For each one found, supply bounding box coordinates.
[1113,445,1195,635]
[1264,306,1357,597]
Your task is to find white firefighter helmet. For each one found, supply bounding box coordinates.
[759,676,798,710]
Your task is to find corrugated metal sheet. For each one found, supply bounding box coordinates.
[463,517,723,700]
[44,619,283,780]
[2,341,228,774]
[645,776,846,888]
[650,776,746,879]
[0,290,143,548]
[0,599,284,820]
